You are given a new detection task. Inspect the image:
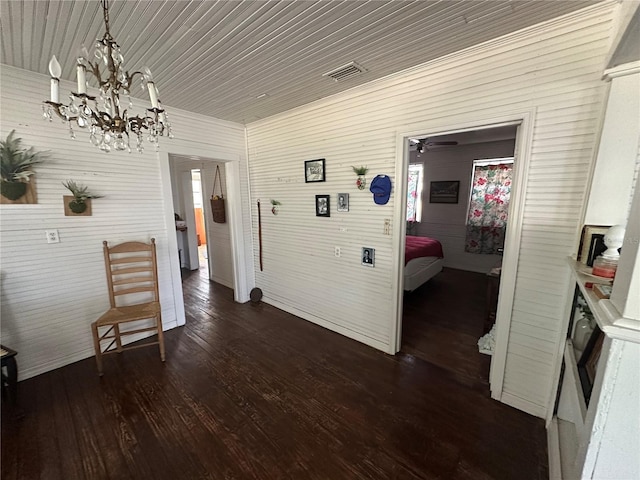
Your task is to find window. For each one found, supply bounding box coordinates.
[407,163,424,222]
[465,158,514,254]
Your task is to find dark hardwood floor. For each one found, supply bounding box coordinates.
[2,267,547,480]
[401,268,492,390]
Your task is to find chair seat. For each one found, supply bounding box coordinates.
[95,301,161,326]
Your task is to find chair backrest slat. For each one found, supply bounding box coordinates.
[110,256,153,265]
[108,242,152,254]
[110,266,153,275]
[103,238,159,308]
[112,276,153,286]
[113,286,155,296]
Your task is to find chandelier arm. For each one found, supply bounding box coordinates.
[127,70,144,85]
[44,101,78,122]
[87,62,107,90]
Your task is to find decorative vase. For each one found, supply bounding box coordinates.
[0,181,27,200]
[356,175,366,190]
[69,199,87,214]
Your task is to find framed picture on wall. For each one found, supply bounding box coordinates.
[305,159,326,183]
[315,194,330,217]
[337,193,349,212]
[429,180,459,204]
[362,247,375,267]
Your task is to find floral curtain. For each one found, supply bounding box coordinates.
[407,168,420,222]
[465,163,513,254]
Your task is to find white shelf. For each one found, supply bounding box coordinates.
[567,258,640,343]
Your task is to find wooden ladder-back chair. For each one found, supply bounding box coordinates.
[91,238,165,375]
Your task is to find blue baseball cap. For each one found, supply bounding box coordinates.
[370,175,392,205]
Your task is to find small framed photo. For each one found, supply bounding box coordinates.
[362,247,375,267]
[578,225,610,266]
[315,194,330,217]
[337,193,349,212]
[429,180,460,204]
[305,159,326,183]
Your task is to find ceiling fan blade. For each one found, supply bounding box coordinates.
[427,141,458,146]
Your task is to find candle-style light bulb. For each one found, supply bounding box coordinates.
[49,55,62,78]
[80,45,90,61]
[49,55,62,103]
[142,66,154,82]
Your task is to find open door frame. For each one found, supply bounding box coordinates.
[158,140,251,327]
[390,109,536,404]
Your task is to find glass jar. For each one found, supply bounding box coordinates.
[592,256,618,278]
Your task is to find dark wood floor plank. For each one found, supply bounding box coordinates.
[1,267,547,480]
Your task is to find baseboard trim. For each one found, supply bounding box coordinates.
[262,297,390,353]
[501,392,547,418]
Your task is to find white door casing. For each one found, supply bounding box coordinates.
[391,110,536,402]
[159,140,251,329]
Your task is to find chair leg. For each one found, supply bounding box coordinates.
[113,324,123,353]
[91,322,104,376]
[157,315,166,362]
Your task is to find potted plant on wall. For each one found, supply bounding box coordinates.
[62,180,103,215]
[352,165,369,190]
[1,130,48,201]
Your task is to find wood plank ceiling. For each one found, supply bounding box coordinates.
[0,0,600,124]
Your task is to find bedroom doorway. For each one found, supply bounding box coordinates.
[396,121,521,389]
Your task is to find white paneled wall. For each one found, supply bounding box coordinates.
[246,4,614,417]
[0,65,247,380]
[411,139,516,273]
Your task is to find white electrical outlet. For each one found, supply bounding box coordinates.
[334,246,341,257]
[46,230,60,244]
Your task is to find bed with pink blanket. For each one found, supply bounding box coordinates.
[404,235,444,291]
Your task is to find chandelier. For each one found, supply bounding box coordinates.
[42,0,172,153]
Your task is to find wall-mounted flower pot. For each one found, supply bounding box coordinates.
[63,195,92,216]
[1,181,27,200]
[0,179,37,204]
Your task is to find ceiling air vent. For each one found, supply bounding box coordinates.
[322,61,366,82]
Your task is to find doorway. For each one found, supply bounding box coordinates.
[402,126,517,382]
[168,155,235,292]
[394,112,534,400]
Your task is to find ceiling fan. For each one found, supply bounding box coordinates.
[410,138,458,153]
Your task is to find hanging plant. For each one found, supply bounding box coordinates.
[270,199,281,215]
[62,180,103,214]
[1,130,48,200]
[352,165,369,190]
